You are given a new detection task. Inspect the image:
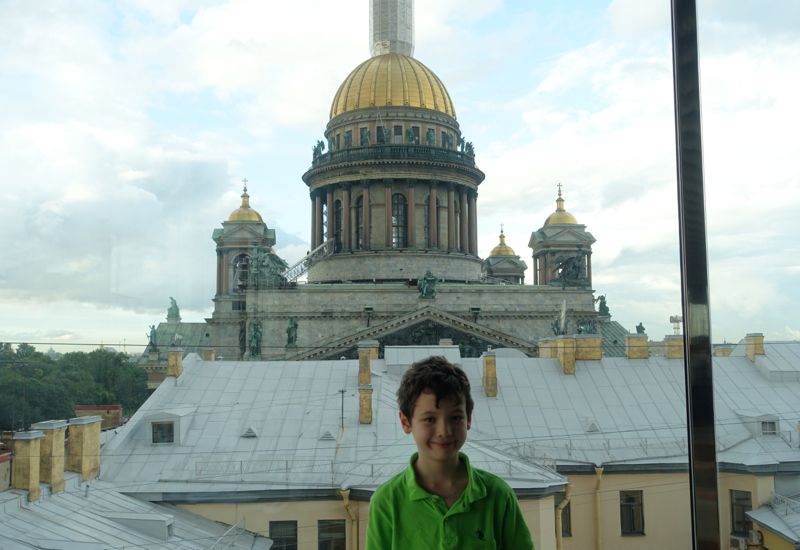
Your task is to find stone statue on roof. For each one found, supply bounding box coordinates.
[238,320,247,358]
[249,320,262,358]
[286,316,298,348]
[167,297,180,319]
[636,322,646,334]
[595,294,609,316]
[426,128,435,147]
[417,270,439,299]
[147,325,157,349]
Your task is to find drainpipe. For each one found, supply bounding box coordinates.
[555,484,573,550]
[340,489,358,550]
[595,467,604,550]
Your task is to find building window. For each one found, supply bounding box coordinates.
[377,126,385,144]
[411,126,420,144]
[441,130,447,148]
[392,193,408,248]
[334,200,343,252]
[555,492,572,537]
[454,197,460,250]
[336,133,340,149]
[270,521,297,550]
[232,301,246,311]
[620,491,644,535]
[762,421,777,435]
[231,253,249,293]
[322,202,327,242]
[318,520,346,550]
[394,125,403,144]
[424,195,440,247]
[731,490,753,535]
[355,195,364,249]
[152,422,174,444]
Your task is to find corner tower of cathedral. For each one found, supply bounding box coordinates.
[302,0,484,283]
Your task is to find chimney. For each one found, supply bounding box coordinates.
[575,334,602,361]
[30,420,67,494]
[556,335,576,374]
[12,431,44,501]
[482,351,498,397]
[714,345,733,357]
[358,342,374,424]
[67,415,103,481]
[167,345,184,377]
[664,335,684,359]
[438,338,453,346]
[203,348,216,361]
[625,333,649,359]
[538,338,555,358]
[745,333,765,362]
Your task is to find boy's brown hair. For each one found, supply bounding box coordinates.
[396,356,474,422]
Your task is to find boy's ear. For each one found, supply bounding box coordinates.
[467,413,472,431]
[399,411,413,434]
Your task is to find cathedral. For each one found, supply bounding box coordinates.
[140,0,603,382]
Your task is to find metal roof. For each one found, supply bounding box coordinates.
[0,472,272,549]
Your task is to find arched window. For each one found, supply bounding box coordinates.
[355,195,364,250]
[334,200,343,252]
[231,253,249,293]
[424,195,441,247]
[392,194,408,248]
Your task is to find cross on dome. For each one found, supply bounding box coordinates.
[242,178,248,193]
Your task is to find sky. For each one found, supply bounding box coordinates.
[1,0,798,353]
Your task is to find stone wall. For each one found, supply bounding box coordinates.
[307,251,482,283]
[210,282,597,361]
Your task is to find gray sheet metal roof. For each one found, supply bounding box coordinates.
[599,320,629,357]
[748,493,800,544]
[0,472,272,549]
[137,322,211,364]
[104,341,800,501]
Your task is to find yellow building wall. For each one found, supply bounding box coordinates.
[761,527,796,550]
[181,495,555,550]
[719,472,775,538]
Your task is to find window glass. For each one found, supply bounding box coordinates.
[620,490,644,535]
[731,490,753,535]
[270,521,297,550]
[391,193,407,248]
[394,125,402,144]
[318,519,346,550]
[554,492,572,537]
[411,126,420,144]
[355,195,363,249]
[152,422,173,443]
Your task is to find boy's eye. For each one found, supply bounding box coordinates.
[452,416,463,421]
[424,417,436,422]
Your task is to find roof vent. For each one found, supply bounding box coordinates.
[241,426,258,438]
[583,418,600,433]
[319,430,336,441]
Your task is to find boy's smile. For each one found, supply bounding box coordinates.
[400,391,471,464]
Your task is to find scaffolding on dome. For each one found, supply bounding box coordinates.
[370,0,415,57]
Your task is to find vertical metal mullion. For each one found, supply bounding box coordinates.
[670,0,721,549]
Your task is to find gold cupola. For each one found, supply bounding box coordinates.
[544,185,578,226]
[330,53,456,119]
[228,180,263,222]
[490,226,516,256]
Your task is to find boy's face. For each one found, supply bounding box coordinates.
[399,390,471,464]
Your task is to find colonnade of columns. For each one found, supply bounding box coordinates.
[309,179,478,254]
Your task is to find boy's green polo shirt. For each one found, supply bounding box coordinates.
[366,452,535,550]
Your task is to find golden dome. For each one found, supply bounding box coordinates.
[330,53,456,119]
[490,228,516,256]
[544,187,578,226]
[228,184,263,222]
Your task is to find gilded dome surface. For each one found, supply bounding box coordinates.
[330,53,456,119]
[544,192,577,226]
[229,192,263,222]
[490,230,516,256]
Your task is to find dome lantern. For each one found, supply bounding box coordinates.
[490,225,516,256]
[544,184,578,226]
[228,179,263,222]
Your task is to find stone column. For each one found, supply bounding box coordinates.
[342,182,351,251]
[407,179,416,249]
[222,251,229,294]
[384,179,393,248]
[468,191,478,255]
[310,192,317,249]
[587,251,593,286]
[314,192,324,248]
[447,183,456,251]
[216,249,223,294]
[361,180,371,250]
[326,186,334,245]
[428,180,438,249]
[459,186,468,253]
[31,420,67,494]
[12,431,44,501]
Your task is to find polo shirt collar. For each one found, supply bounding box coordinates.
[404,452,488,503]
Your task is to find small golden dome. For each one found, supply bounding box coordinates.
[330,53,456,119]
[544,187,578,226]
[228,182,263,222]
[490,227,516,256]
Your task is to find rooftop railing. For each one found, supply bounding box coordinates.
[310,144,477,170]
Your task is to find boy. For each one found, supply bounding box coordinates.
[366,356,534,549]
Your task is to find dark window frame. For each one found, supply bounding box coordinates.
[270,521,298,550]
[554,492,572,537]
[620,490,645,536]
[394,125,403,144]
[152,422,174,444]
[731,490,753,535]
[391,193,408,248]
[318,519,346,550]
